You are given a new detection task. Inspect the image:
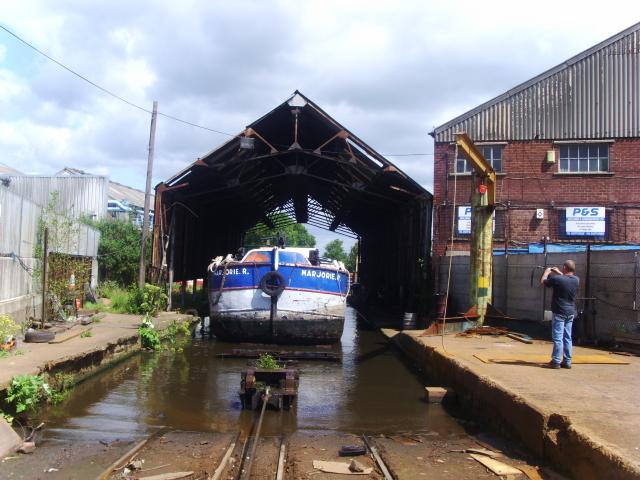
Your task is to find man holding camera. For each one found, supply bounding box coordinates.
[540,260,580,369]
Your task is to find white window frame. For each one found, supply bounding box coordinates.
[455,144,503,174]
[558,143,609,173]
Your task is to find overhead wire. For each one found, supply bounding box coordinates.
[0,23,435,156]
[0,24,234,137]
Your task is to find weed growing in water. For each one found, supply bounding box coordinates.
[256,353,282,369]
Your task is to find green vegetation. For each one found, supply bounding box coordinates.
[127,284,167,316]
[0,314,19,343]
[6,375,52,414]
[256,353,282,369]
[0,411,14,425]
[244,213,316,248]
[323,240,358,272]
[35,192,91,324]
[139,317,161,350]
[323,239,347,263]
[85,218,150,286]
[86,283,167,317]
[346,243,358,272]
[80,330,93,338]
[0,349,24,360]
[165,319,191,352]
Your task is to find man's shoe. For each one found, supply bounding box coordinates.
[561,362,571,369]
[544,361,561,369]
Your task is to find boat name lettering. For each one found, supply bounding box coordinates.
[214,268,249,276]
[301,269,336,280]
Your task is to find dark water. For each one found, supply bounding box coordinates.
[42,308,465,444]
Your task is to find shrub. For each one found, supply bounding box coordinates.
[0,314,20,343]
[97,280,121,298]
[139,317,160,350]
[128,284,167,316]
[256,353,282,369]
[165,319,191,352]
[6,375,47,414]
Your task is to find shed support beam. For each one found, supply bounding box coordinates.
[293,194,308,224]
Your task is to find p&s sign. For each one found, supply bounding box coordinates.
[565,207,605,236]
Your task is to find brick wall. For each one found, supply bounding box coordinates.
[433,139,640,256]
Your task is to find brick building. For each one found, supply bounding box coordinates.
[430,22,640,257]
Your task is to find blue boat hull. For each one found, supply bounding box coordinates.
[208,262,349,344]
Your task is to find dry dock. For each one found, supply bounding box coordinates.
[390,329,640,480]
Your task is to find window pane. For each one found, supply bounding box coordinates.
[588,158,598,171]
[579,158,588,171]
[569,146,579,158]
[570,158,579,171]
[560,145,569,158]
[493,159,502,172]
[599,145,608,158]
[560,158,568,171]
[600,157,608,172]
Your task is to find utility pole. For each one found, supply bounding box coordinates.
[138,100,158,289]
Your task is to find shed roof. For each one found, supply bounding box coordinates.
[431,22,640,142]
[159,91,431,238]
[153,92,433,296]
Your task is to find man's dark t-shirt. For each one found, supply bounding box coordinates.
[544,274,579,317]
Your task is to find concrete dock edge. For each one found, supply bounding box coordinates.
[391,331,640,480]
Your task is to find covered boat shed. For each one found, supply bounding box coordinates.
[152,92,433,314]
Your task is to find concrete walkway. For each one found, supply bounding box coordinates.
[391,331,640,480]
[0,311,193,391]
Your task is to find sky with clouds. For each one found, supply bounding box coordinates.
[1,1,638,250]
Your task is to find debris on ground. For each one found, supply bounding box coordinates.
[18,442,36,454]
[312,459,373,475]
[339,444,366,456]
[469,453,522,475]
[349,459,366,472]
[450,447,503,458]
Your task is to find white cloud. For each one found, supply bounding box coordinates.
[0,0,637,196]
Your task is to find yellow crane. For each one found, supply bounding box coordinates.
[455,133,496,325]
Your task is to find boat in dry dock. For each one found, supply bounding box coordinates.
[207,246,349,344]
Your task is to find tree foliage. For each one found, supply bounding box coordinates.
[323,239,348,263]
[346,243,358,272]
[244,214,316,248]
[89,218,149,286]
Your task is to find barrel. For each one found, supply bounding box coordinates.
[402,312,417,330]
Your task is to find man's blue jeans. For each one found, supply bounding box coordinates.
[551,313,574,365]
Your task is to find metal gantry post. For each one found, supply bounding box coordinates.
[469,173,495,325]
[455,133,496,326]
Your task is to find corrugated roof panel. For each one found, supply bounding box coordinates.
[433,22,640,142]
[0,175,108,219]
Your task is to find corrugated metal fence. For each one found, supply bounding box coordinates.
[0,188,100,321]
[438,249,640,342]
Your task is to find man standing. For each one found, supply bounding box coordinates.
[540,260,580,369]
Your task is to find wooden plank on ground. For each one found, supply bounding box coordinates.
[469,454,522,475]
[380,328,399,339]
[312,460,372,475]
[519,465,545,480]
[49,327,92,344]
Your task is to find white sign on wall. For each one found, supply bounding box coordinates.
[565,207,606,236]
[457,206,495,235]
